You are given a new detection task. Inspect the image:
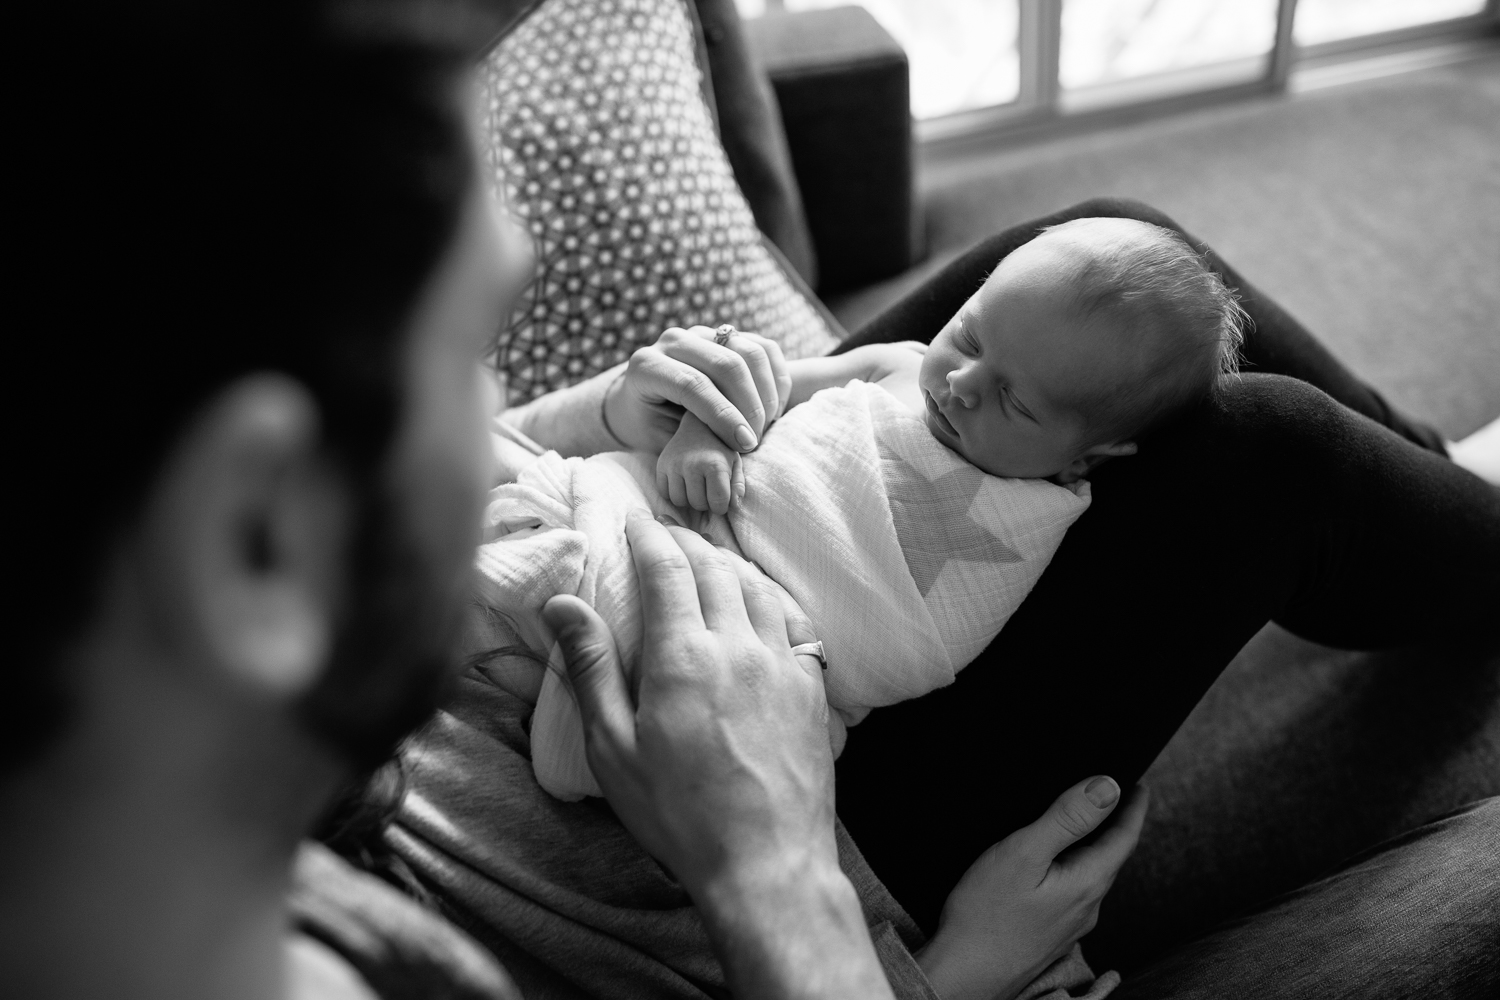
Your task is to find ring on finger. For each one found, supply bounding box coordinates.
[790,640,828,670]
[713,324,737,347]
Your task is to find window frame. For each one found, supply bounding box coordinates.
[915,0,1499,151]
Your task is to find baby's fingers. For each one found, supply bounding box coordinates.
[685,471,710,512]
[706,464,733,515]
[731,452,745,508]
[667,472,690,510]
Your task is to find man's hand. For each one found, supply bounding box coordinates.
[917,777,1149,1000]
[657,411,745,514]
[605,326,790,454]
[541,512,893,1000]
[541,511,834,892]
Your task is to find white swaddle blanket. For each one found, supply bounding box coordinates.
[476,381,1090,799]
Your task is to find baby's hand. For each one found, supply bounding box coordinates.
[657,411,745,514]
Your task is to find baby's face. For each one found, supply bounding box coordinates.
[919,236,1122,480]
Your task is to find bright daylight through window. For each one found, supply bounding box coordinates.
[1059,0,1277,91]
[735,0,1494,122]
[736,0,1022,119]
[1293,0,1488,45]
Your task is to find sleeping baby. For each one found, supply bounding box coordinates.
[476,217,1246,799]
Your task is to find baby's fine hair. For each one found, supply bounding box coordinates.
[1040,217,1248,443]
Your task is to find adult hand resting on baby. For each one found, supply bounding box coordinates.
[604,325,792,454]
[542,510,890,1000]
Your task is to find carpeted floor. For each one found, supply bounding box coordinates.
[830,54,1500,439]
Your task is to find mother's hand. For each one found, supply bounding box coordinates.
[603,325,792,454]
[917,777,1149,1000]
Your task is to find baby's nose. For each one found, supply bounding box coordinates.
[946,369,978,408]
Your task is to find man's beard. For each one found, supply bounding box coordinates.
[296,485,467,771]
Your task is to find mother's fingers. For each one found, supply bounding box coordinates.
[631,344,758,450]
[662,330,765,436]
[657,327,779,441]
[665,524,751,635]
[626,510,704,645]
[1064,784,1149,891]
[720,330,788,423]
[744,332,793,420]
[1020,775,1125,875]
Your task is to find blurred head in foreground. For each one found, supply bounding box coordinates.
[4,1,528,994]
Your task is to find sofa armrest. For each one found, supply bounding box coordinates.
[744,6,919,294]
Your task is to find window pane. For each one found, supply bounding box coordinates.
[743,0,1020,120]
[1293,0,1488,46]
[1060,0,1279,91]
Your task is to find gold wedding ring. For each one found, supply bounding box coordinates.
[713,324,737,347]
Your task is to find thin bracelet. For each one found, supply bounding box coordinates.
[600,369,629,449]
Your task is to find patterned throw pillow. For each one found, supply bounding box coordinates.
[479,0,841,402]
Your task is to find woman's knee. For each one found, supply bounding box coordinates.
[1062,196,1181,233]
[1212,372,1344,431]
[1155,373,1360,482]
[1201,373,1469,496]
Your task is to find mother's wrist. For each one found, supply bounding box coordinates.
[600,367,631,448]
[915,926,1032,1000]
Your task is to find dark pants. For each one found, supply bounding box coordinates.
[831,198,1500,933]
[1111,797,1500,999]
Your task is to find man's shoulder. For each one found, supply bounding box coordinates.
[287,933,382,1000]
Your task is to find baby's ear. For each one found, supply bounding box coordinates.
[1055,440,1137,484]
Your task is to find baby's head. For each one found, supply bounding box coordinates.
[920,217,1245,481]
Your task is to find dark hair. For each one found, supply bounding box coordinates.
[7,0,493,767]
[1040,218,1247,444]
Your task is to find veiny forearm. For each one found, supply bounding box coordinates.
[698,853,896,1000]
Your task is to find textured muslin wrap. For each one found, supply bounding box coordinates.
[474,381,1089,799]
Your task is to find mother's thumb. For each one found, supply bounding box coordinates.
[542,595,633,747]
[1030,776,1122,861]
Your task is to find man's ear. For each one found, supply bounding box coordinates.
[143,374,348,698]
[1054,440,1138,484]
